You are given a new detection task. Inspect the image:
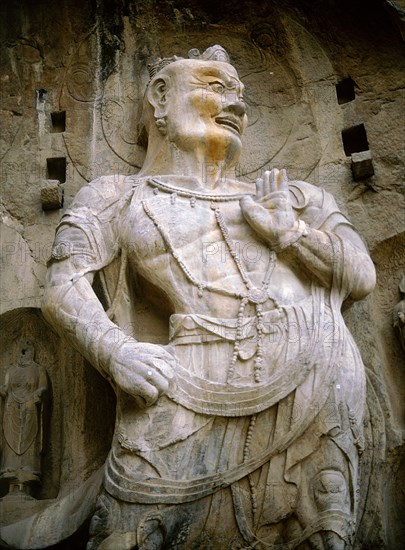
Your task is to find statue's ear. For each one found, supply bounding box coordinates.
[147,76,170,117]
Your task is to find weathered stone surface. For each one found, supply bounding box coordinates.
[0,225,42,314]
[393,275,405,351]
[351,150,375,181]
[0,0,403,548]
[40,180,64,211]
[40,44,374,549]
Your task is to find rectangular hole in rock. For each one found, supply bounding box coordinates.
[336,77,356,105]
[51,111,66,133]
[341,124,369,156]
[46,157,66,183]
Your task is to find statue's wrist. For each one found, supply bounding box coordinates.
[271,220,309,253]
[95,326,130,378]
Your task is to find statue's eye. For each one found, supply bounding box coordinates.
[208,81,225,94]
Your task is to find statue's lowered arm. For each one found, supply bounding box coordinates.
[42,180,175,408]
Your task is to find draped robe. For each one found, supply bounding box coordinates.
[49,174,368,547]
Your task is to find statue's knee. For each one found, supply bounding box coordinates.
[312,470,347,513]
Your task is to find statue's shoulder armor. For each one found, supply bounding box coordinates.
[50,175,138,265]
[68,174,135,213]
[289,179,335,209]
[289,179,344,231]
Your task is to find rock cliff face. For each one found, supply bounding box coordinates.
[0,0,404,548]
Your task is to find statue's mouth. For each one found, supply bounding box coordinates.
[215,116,242,135]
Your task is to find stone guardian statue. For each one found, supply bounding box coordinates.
[42,45,376,548]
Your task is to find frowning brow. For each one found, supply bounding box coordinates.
[192,68,244,90]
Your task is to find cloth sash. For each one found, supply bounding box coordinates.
[105,292,346,504]
[165,293,339,417]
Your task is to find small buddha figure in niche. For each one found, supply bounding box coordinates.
[43,45,375,548]
[0,340,48,500]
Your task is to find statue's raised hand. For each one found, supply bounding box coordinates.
[108,341,176,408]
[240,169,301,251]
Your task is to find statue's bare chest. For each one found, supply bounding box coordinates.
[7,365,38,399]
[122,191,270,278]
[119,183,310,311]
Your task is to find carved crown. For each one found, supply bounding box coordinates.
[147,45,231,80]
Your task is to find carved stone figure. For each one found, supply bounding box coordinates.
[0,340,48,499]
[393,275,405,351]
[42,46,376,548]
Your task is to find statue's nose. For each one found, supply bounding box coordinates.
[227,99,246,117]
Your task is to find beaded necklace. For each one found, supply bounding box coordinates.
[143,178,279,383]
[149,177,254,202]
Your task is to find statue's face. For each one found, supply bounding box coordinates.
[163,60,248,165]
[19,342,34,365]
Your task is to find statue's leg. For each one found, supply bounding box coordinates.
[293,438,352,549]
[297,531,345,550]
[86,488,217,549]
[87,491,173,550]
[87,491,124,550]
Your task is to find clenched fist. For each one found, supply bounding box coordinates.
[108,341,177,408]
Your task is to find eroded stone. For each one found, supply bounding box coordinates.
[351,150,375,181]
[41,45,376,549]
[40,180,64,211]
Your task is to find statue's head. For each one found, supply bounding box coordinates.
[143,45,247,167]
[19,340,35,364]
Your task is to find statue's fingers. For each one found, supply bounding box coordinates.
[147,371,171,394]
[149,348,177,368]
[269,168,280,194]
[258,191,290,209]
[278,168,289,193]
[263,170,271,196]
[256,177,264,198]
[136,345,177,368]
[136,360,172,387]
[133,375,162,405]
[120,373,160,407]
[152,358,175,380]
[112,357,164,404]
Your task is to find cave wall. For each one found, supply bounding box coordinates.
[0,0,404,548]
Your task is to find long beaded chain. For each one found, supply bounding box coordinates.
[214,207,277,382]
[145,181,271,518]
[243,414,258,522]
[142,184,278,383]
[142,201,247,300]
